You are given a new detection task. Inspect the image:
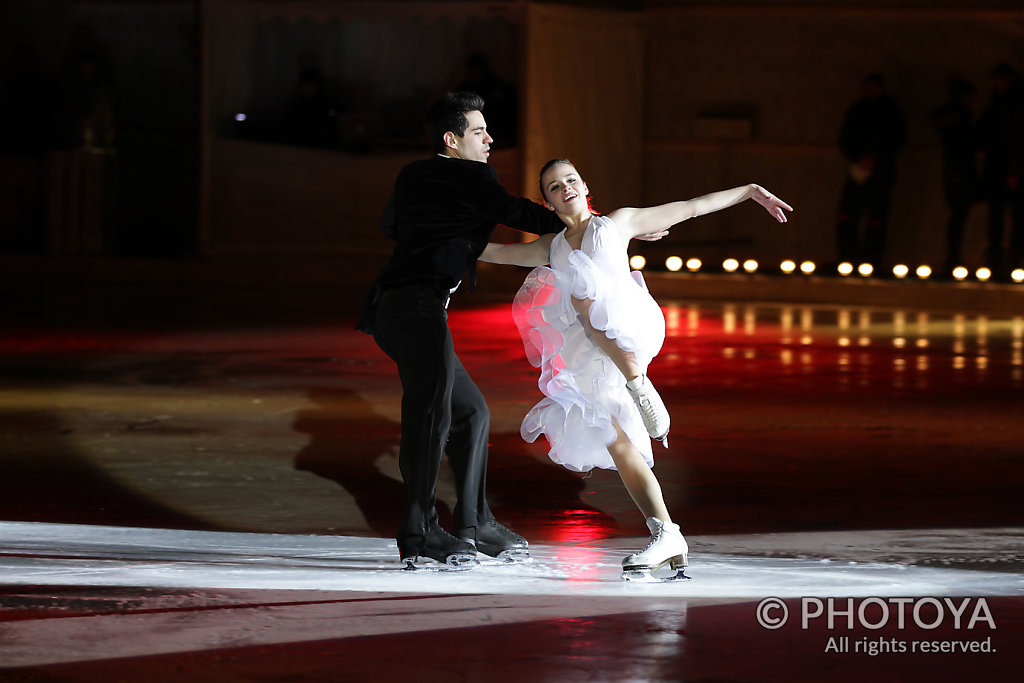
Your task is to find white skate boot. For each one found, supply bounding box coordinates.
[625,375,670,447]
[621,517,689,582]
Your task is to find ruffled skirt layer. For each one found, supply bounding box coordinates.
[513,249,665,472]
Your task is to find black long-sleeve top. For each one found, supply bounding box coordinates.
[374,155,563,291]
[838,95,906,171]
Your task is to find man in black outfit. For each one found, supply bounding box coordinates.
[930,76,978,274]
[976,63,1024,275]
[835,73,906,267]
[357,92,564,568]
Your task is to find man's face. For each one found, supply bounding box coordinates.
[449,110,492,163]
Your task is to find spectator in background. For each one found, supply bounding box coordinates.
[930,75,979,273]
[0,43,61,155]
[0,43,60,253]
[282,67,341,149]
[63,48,117,150]
[976,62,1024,275]
[834,73,906,267]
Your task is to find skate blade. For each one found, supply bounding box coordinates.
[622,568,691,583]
[494,548,533,564]
[401,553,480,572]
[621,553,688,582]
[657,434,669,449]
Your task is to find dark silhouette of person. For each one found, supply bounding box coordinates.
[835,73,906,266]
[282,67,341,149]
[930,76,979,272]
[0,43,61,252]
[62,48,117,150]
[456,53,517,147]
[0,43,61,155]
[975,62,1024,274]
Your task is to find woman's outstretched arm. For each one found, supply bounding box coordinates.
[479,233,555,267]
[613,184,793,240]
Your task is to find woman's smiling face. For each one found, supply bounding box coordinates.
[541,162,588,214]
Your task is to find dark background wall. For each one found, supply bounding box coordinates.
[644,3,1024,266]
[1,0,199,257]
[2,1,1023,278]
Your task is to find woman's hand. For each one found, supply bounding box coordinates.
[751,185,794,223]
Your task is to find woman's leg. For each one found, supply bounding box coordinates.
[609,424,688,575]
[572,296,641,381]
[607,424,671,523]
[573,295,670,442]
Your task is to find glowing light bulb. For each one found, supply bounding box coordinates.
[629,254,646,270]
[857,263,874,277]
[837,262,854,276]
[665,256,683,272]
[892,264,909,279]
[742,259,758,273]
[952,266,968,281]
[916,265,932,279]
[685,257,702,272]
[722,258,739,273]
[1012,268,1024,283]
[780,260,796,274]
[800,261,816,275]
[976,267,992,282]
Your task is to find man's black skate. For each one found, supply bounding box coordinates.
[458,520,531,563]
[399,526,479,570]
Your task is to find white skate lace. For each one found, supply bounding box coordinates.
[633,527,664,557]
[627,377,669,439]
[636,396,659,424]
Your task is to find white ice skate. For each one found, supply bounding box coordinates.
[625,375,670,448]
[621,516,689,582]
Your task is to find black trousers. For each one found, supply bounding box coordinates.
[983,184,1024,271]
[372,283,493,541]
[836,172,895,264]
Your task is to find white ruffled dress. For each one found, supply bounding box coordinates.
[512,214,666,472]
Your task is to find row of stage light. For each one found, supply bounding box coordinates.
[628,255,1024,284]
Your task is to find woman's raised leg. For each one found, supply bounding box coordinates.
[573,296,670,443]
[572,296,641,381]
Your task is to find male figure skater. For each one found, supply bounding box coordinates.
[357,92,564,568]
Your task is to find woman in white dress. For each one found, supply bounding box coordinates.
[480,159,792,578]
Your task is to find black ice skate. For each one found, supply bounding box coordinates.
[458,520,531,563]
[399,526,479,571]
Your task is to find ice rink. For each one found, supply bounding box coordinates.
[2,289,1023,680]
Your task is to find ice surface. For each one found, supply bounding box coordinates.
[2,521,1023,670]
[2,521,1022,598]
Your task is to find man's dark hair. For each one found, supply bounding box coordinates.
[426,92,485,154]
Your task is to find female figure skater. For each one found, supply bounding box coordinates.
[480,159,792,580]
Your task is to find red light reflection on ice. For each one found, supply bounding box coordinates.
[549,540,605,583]
[552,508,610,543]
